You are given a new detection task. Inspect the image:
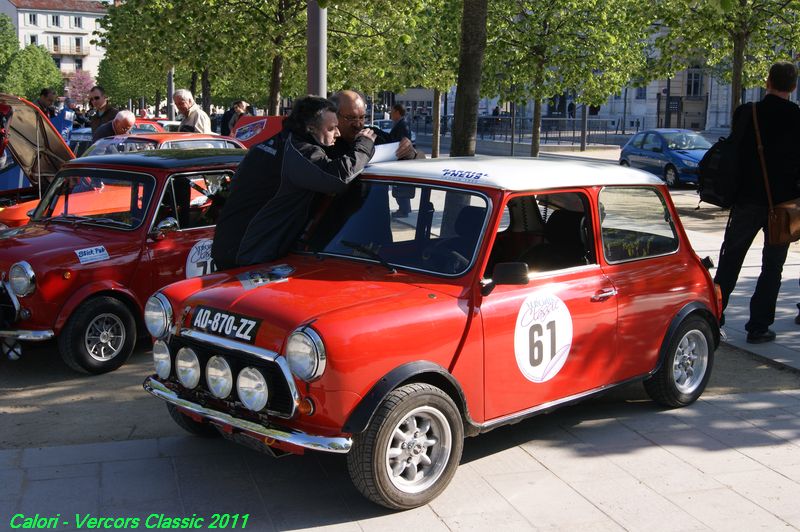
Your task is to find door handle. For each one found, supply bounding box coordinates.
[591,288,617,302]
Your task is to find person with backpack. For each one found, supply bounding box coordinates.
[714,61,800,343]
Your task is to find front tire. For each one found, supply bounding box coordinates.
[664,164,679,187]
[644,316,714,407]
[58,296,136,374]
[347,383,464,510]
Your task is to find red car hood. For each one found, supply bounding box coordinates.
[174,255,423,334]
[0,223,135,269]
[0,93,75,187]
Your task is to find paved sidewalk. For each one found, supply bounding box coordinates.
[2,389,799,531]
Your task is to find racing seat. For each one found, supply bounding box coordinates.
[523,209,590,271]
[424,205,486,273]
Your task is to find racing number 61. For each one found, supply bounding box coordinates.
[529,320,556,366]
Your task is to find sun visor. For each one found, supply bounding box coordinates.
[0,93,75,186]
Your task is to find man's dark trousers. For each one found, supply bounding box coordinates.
[714,202,789,332]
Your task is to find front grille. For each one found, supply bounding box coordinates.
[167,335,295,417]
[0,282,17,328]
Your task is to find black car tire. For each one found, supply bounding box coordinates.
[644,316,714,407]
[58,296,137,374]
[347,383,464,510]
[664,164,679,187]
[166,403,220,437]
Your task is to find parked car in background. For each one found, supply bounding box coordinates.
[619,128,712,186]
[157,120,182,132]
[143,156,720,509]
[0,149,245,374]
[69,120,166,157]
[83,132,244,157]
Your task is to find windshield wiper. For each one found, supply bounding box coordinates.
[340,240,396,273]
[72,216,130,228]
[42,214,90,227]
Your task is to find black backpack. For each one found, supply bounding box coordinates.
[697,103,752,208]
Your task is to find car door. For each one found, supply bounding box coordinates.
[480,190,618,420]
[625,133,647,169]
[144,170,233,294]
[639,133,664,175]
[596,186,685,378]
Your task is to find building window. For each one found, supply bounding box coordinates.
[73,16,82,28]
[29,34,38,45]
[687,68,703,98]
[52,35,60,52]
[75,58,83,71]
[75,37,82,52]
[635,86,646,99]
[51,15,60,27]
[28,13,37,26]
[53,57,61,69]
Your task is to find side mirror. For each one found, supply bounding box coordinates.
[481,262,529,296]
[149,217,179,240]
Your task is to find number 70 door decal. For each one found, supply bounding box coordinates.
[514,292,573,383]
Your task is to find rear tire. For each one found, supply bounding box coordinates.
[347,383,464,510]
[644,316,714,407]
[58,296,136,374]
[166,403,220,437]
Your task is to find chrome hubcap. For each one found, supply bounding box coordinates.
[84,313,126,362]
[672,330,708,394]
[385,406,452,494]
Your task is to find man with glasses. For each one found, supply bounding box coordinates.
[88,85,118,135]
[92,110,136,142]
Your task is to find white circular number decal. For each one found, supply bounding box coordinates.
[186,239,216,278]
[514,292,573,383]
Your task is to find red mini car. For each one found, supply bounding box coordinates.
[0,149,244,374]
[142,157,721,509]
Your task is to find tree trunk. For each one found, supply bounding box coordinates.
[268,54,283,115]
[530,99,542,157]
[201,68,211,114]
[155,90,161,117]
[432,88,441,158]
[730,30,746,125]
[580,104,588,151]
[621,87,628,134]
[450,0,488,157]
[190,71,198,98]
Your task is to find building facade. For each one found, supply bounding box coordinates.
[0,0,107,83]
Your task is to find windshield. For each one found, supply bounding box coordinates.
[83,138,159,156]
[302,182,489,276]
[32,170,156,230]
[662,132,712,150]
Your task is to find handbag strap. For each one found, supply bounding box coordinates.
[752,103,774,210]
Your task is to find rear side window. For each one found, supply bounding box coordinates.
[630,133,645,148]
[598,187,678,263]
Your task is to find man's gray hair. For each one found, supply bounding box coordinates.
[114,110,135,124]
[173,89,194,103]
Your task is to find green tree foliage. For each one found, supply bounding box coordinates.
[483,0,652,156]
[1,45,63,100]
[655,0,800,123]
[0,14,19,70]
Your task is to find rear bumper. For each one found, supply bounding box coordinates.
[143,376,352,454]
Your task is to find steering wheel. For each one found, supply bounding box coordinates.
[422,240,470,274]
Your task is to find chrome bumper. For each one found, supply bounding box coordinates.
[143,376,352,454]
[0,329,54,341]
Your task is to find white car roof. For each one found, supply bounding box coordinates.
[363,155,662,191]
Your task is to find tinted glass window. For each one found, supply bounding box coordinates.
[165,140,232,150]
[642,134,661,151]
[630,133,645,148]
[661,132,712,150]
[598,187,678,262]
[84,138,158,156]
[304,182,488,276]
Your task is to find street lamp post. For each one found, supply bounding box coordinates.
[307,1,327,97]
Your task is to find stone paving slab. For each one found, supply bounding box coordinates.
[3,390,800,531]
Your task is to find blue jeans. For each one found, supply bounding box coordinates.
[714,203,789,332]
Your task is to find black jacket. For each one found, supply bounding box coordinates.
[220,108,234,136]
[388,117,412,142]
[734,95,800,205]
[211,129,375,269]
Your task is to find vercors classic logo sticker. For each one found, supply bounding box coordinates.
[514,292,573,383]
[186,239,215,278]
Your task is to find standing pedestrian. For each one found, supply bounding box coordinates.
[35,88,56,119]
[714,61,800,343]
[388,103,413,218]
[173,89,211,133]
[88,86,119,134]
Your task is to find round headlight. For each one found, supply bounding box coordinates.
[152,340,171,379]
[206,356,233,399]
[175,347,201,389]
[285,328,326,382]
[144,293,172,339]
[9,261,35,297]
[236,367,269,411]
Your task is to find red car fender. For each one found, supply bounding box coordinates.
[53,280,142,334]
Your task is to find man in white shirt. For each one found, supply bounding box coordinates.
[173,89,211,133]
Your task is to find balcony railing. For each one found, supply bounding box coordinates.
[49,44,88,56]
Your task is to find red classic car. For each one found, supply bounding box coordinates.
[142,157,721,509]
[0,149,244,374]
